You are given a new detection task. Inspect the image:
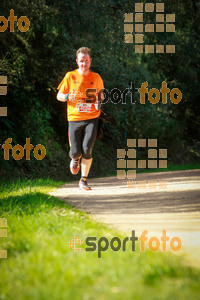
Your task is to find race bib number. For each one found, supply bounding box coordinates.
[76,103,92,112]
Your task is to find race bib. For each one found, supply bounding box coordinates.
[76,103,92,112]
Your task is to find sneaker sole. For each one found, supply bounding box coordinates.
[79,186,92,191]
[79,182,92,190]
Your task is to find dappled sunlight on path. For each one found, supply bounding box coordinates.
[49,170,200,266]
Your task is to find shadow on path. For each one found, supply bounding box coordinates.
[50,169,200,266]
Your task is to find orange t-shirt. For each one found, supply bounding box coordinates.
[57,69,104,121]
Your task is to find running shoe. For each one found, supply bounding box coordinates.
[70,158,80,175]
[79,179,91,190]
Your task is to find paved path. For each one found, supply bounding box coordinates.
[49,169,200,266]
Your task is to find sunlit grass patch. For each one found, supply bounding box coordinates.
[0,179,199,300]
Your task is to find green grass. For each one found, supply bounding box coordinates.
[93,163,200,178]
[138,163,200,173]
[0,179,200,300]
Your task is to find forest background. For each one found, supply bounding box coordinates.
[0,0,199,181]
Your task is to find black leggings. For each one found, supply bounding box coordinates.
[68,118,99,159]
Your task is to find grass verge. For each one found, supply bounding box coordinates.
[137,163,200,174]
[0,178,200,300]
